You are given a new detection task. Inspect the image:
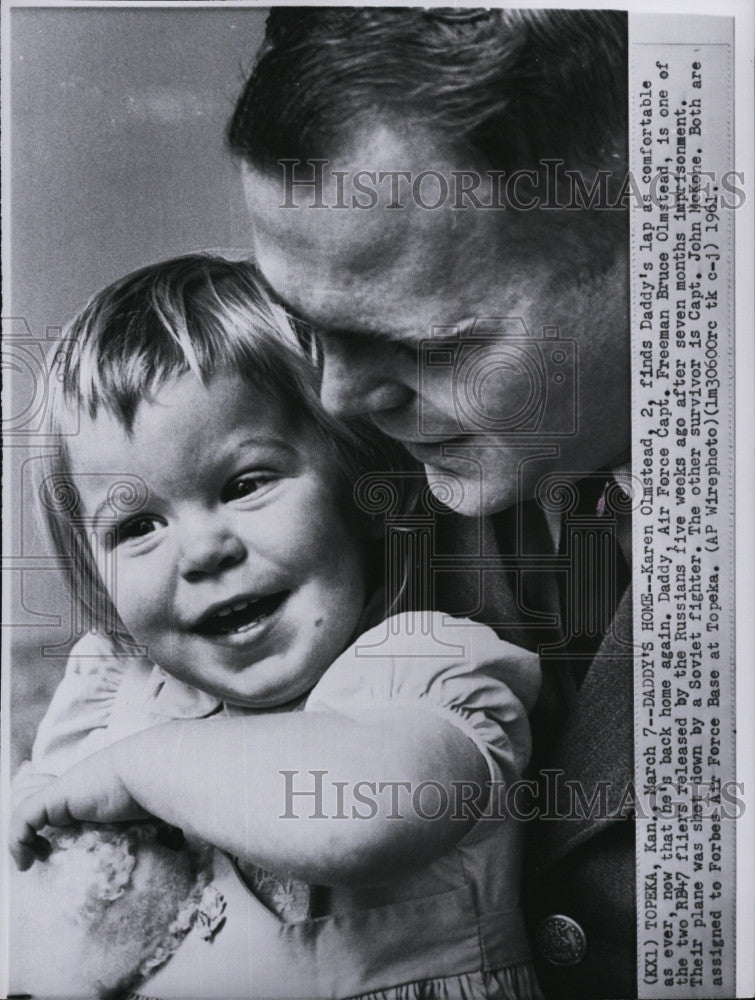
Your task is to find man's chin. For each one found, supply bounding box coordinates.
[424,465,518,517]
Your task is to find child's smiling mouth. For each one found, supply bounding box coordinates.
[192,591,289,638]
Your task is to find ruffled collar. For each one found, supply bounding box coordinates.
[146,666,225,719]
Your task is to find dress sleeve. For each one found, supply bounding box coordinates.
[305,611,540,786]
[13,633,139,796]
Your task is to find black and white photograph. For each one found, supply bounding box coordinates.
[1,3,752,999]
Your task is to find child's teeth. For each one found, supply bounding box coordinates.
[195,592,287,635]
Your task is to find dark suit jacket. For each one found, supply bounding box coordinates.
[431,505,636,999]
[527,589,635,999]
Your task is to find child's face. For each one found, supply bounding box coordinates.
[68,370,370,706]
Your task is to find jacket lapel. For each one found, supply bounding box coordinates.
[432,495,634,872]
[535,588,634,871]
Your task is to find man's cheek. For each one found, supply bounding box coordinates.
[424,369,457,415]
[461,362,534,434]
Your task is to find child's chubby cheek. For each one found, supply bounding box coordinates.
[9,822,214,998]
[112,578,170,645]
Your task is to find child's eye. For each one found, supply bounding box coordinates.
[116,516,161,544]
[221,474,277,503]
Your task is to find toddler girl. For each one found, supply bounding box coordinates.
[10,254,542,999]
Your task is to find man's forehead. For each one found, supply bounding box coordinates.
[245,212,476,335]
[242,122,495,243]
[244,185,504,339]
[244,175,462,266]
[239,122,601,341]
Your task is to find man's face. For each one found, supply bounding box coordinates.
[243,127,630,514]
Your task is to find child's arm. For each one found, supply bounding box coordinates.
[11,707,489,884]
[12,614,539,886]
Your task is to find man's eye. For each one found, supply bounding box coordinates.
[222,474,276,503]
[117,517,159,544]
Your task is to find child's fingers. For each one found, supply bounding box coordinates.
[9,788,77,870]
[8,795,51,868]
[8,817,52,871]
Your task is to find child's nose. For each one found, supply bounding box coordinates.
[178,528,246,582]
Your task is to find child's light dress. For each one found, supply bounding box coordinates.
[14,611,543,1000]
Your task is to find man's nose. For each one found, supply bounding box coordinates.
[318,332,413,418]
[178,525,246,583]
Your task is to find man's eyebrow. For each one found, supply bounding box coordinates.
[284,306,369,339]
[288,307,479,346]
[319,324,397,343]
[280,302,400,344]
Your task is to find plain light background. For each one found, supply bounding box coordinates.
[6,5,267,768]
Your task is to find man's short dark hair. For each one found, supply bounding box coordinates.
[228,7,627,179]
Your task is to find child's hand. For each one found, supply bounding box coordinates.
[9,750,152,871]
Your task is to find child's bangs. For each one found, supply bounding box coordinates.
[63,256,312,432]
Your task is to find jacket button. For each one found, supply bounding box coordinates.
[536,914,587,966]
